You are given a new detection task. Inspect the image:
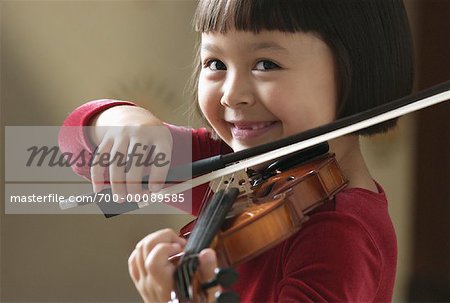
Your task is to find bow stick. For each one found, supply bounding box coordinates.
[60,80,450,215]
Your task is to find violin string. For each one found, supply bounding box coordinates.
[197,174,232,243]
[176,262,183,297]
[195,174,223,220]
[183,261,190,298]
[175,180,216,299]
[186,174,234,256]
[178,251,201,299]
[177,173,237,301]
[194,173,228,233]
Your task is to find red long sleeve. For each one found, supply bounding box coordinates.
[58,99,136,179]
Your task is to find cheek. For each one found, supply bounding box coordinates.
[259,85,296,121]
[260,83,336,136]
[197,79,221,124]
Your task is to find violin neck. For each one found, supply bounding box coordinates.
[174,187,239,302]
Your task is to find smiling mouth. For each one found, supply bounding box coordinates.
[228,121,279,140]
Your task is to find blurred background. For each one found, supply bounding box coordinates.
[1,0,449,302]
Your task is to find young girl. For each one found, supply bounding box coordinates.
[59,0,414,302]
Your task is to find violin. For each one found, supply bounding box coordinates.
[171,147,348,302]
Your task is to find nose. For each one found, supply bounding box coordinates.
[220,71,255,108]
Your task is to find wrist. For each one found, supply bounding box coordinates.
[89,105,163,145]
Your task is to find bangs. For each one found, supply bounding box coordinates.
[193,0,316,33]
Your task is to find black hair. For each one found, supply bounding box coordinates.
[190,0,414,135]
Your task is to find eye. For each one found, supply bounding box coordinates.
[254,60,280,71]
[205,59,227,71]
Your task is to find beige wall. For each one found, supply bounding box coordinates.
[361,115,417,301]
[0,1,425,301]
[1,2,198,301]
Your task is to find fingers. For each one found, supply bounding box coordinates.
[126,139,147,196]
[198,248,218,282]
[129,241,183,283]
[128,229,186,302]
[109,137,129,201]
[198,248,221,301]
[128,229,225,303]
[90,125,173,200]
[130,229,186,278]
[147,139,172,193]
[90,138,113,193]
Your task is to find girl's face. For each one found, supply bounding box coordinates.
[198,30,338,151]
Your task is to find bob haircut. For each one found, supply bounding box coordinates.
[189,0,414,136]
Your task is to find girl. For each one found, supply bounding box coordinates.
[59,0,414,302]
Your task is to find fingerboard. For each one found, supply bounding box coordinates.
[174,187,239,302]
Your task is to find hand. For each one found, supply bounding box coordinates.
[128,229,219,303]
[88,105,173,199]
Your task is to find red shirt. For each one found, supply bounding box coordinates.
[58,100,397,302]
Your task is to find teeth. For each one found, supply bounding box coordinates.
[251,122,272,130]
[233,122,274,130]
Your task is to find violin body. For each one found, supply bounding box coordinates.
[179,152,348,268]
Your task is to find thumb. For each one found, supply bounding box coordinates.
[198,248,218,282]
[197,248,220,302]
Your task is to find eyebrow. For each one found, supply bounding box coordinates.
[251,42,289,53]
[201,42,289,54]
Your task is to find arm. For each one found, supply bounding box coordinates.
[58,99,232,214]
[58,99,136,179]
[59,99,172,195]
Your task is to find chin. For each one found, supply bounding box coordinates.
[231,141,262,151]
[231,142,246,152]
